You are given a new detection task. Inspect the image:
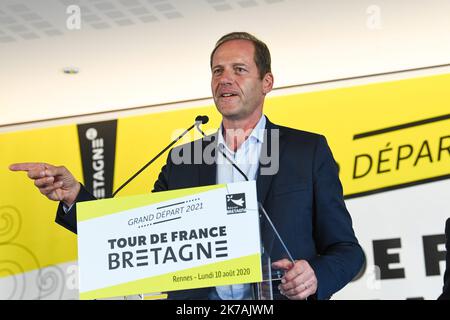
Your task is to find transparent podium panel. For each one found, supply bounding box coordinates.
[252,203,295,300]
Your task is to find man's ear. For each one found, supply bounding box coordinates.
[262,72,274,95]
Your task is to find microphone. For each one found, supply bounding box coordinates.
[112,115,209,197]
[195,115,209,124]
[195,115,209,137]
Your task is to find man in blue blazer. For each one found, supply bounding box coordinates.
[10,32,364,300]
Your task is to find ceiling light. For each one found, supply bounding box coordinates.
[63,67,79,74]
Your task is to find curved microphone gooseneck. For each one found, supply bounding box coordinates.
[112,115,209,197]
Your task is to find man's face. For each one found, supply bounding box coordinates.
[211,39,273,122]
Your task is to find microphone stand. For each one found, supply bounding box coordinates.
[194,125,295,300]
[112,116,208,197]
[195,125,294,259]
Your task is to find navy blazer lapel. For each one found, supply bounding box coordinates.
[256,118,287,258]
[198,132,218,186]
[256,118,286,205]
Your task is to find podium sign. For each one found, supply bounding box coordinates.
[77,181,262,300]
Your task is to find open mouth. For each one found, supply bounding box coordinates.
[220,93,238,97]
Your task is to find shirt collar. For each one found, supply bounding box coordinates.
[217,115,266,151]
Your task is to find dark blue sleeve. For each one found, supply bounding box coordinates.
[308,135,365,299]
[57,149,174,234]
[54,183,96,234]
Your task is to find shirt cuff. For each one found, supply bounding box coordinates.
[62,202,75,214]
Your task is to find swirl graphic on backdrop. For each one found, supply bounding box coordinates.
[0,243,41,300]
[0,260,26,300]
[0,206,46,299]
[37,265,65,300]
[0,206,22,244]
[0,206,26,299]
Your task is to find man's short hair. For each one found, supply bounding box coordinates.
[210,32,271,79]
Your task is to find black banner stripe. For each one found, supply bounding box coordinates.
[77,120,117,198]
[344,174,450,199]
[353,114,450,140]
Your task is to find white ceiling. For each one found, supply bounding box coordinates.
[1,0,449,128]
[2,0,273,43]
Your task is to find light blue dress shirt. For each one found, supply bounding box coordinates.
[212,115,266,300]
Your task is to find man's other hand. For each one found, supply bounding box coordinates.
[272,259,318,300]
